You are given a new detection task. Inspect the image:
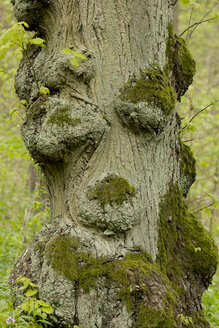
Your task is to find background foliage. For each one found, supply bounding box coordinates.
[0,0,218,326]
[178,1,219,326]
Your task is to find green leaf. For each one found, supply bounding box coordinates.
[40,312,47,319]
[181,0,190,5]
[30,282,38,288]
[20,99,28,106]
[61,48,73,55]
[72,51,87,61]
[10,109,18,117]
[195,247,201,252]
[40,86,50,95]
[33,308,42,317]
[190,1,202,9]
[36,300,48,306]
[30,38,46,48]
[18,21,29,28]
[70,57,79,69]
[38,319,53,326]
[41,306,53,314]
[21,300,30,312]
[73,326,81,328]
[0,44,11,60]
[25,289,38,297]
[16,277,37,290]
[33,201,40,210]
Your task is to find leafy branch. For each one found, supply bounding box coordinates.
[0,21,48,99]
[0,22,88,101]
[61,48,87,69]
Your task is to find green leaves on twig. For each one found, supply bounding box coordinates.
[61,48,87,69]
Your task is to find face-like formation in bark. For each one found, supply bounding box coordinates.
[14,0,196,258]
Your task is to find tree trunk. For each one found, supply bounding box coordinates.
[12,0,217,327]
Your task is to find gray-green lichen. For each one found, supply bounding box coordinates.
[21,97,108,162]
[166,24,196,100]
[119,65,177,116]
[114,100,169,135]
[47,105,81,127]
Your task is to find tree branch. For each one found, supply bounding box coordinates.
[192,203,213,215]
[186,2,219,41]
[179,17,216,38]
[182,100,219,131]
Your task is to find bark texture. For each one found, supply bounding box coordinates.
[11,0,217,327]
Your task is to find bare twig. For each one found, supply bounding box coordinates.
[22,207,32,243]
[182,100,219,130]
[186,7,194,41]
[179,17,216,38]
[192,202,213,215]
[183,138,197,142]
[187,2,219,41]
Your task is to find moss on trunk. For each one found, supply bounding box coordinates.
[166,24,196,100]
[119,65,177,116]
[86,175,136,208]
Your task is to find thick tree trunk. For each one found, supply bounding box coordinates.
[12,0,217,327]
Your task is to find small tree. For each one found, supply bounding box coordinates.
[11,0,217,327]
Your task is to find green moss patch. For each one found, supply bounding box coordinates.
[166,24,196,100]
[43,185,217,327]
[156,185,217,327]
[45,236,178,323]
[180,141,196,180]
[157,185,218,282]
[134,304,177,328]
[119,66,177,116]
[47,105,81,127]
[86,175,136,208]
[45,235,154,296]
[45,236,106,292]
[44,231,213,326]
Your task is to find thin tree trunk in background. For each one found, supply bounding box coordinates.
[11,0,217,327]
[173,0,179,34]
[28,163,37,194]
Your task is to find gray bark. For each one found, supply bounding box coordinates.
[11,0,217,327]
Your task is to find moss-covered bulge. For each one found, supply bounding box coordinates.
[86,175,136,208]
[119,66,177,116]
[166,24,196,100]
